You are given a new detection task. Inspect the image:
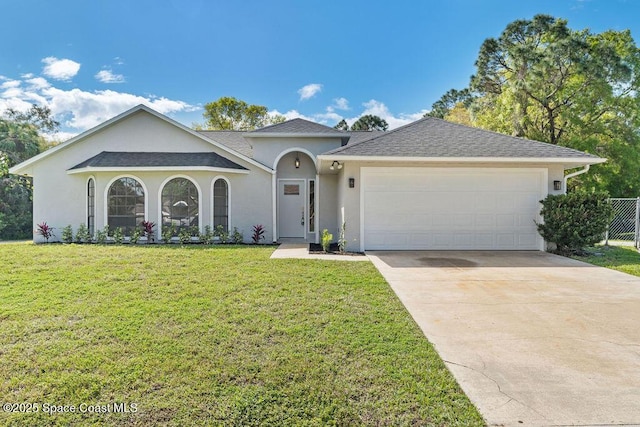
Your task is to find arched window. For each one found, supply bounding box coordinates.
[107,177,145,235]
[161,178,199,232]
[87,178,95,236]
[213,179,229,231]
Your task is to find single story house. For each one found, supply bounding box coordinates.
[9,104,604,251]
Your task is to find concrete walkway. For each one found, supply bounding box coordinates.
[270,243,368,261]
[367,251,640,426]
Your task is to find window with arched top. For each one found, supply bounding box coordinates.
[87,178,95,236]
[107,177,145,235]
[161,178,199,232]
[213,179,229,231]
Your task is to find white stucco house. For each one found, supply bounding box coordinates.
[9,104,604,251]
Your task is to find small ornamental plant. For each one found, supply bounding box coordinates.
[322,229,333,253]
[200,225,214,244]
[338,222,346,254]
[214,225,228,244]
[251,224,265,244]
[230,227,243,244]
[75,223,91,243]
[141,221,156,242]
[112,227,124,244]
[61,225,73,244]
[36,222,55,243]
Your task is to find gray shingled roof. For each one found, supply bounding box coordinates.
[69,151,247,170]
[197,131,253,157]
[326,117,601,159]
[347,130,386,144]
[250,118,347,135]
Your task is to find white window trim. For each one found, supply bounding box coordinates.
[211,176,231,231]
[86,175,96,236]
[157,175,203,238]
[103,174,148,234]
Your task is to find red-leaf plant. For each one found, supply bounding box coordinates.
[36,222,55,243]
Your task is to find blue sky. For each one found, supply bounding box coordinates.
[1,0,639,139]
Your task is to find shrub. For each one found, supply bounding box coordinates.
[251,224,265,244]
[200,225,214,244]
[61,225,73,243]
[95,226,109,244]
[230,227,243,244]
[536,191,613,255]
[322,229,333,252]
[214,225,228,244]
[75,223,90,243]
[35,222,55,243]
[178,228,191,244]
[338,222,346,254]
[112,227,124,244]
[162,225,176,243]
[130,228,141,244]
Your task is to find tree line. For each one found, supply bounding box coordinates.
[426,14,640,197]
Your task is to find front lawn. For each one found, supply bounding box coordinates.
[573,245,640,277]
[0,244,483,426]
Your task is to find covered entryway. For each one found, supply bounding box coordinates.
[274,150,317,241]
[277,179,306,238]
[361,167,546,250]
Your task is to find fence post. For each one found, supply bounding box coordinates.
[633,197,640,249]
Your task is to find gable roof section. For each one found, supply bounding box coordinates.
[250,118,346,135]
[68,151,248,174]
[9,104,272,176]
[322,117,604,164]
[197,130,253,158]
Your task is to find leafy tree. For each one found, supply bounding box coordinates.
[334,119,349,131]
[0,104,57,240]
[350,114,389,131]
[201,96,285,130]
[425,88,473,119]
[428,14,640,196]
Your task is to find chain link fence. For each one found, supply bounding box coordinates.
[605,198,640,248]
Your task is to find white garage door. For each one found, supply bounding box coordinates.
[362,167,546,250]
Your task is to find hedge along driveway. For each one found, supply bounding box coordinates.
[0,244,484,426]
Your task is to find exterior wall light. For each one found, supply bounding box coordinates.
[295,155,300,169]
[330,161,342,171]
[553,180,562,191]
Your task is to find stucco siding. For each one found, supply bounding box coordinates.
[29,110,273,242]
[249,137,342,168]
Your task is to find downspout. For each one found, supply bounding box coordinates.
[562,165,590,194]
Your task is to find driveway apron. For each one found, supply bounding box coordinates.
[367,251,640,426]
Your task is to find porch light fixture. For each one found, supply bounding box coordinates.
[295,155,300,169]
[330,161,342,171]
[553,180,562,191]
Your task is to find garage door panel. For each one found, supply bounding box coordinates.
[362,167,545,250]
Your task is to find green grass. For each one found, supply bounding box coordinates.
[573,245,640,277]
[0,244,483,426]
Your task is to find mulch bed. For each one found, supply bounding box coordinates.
[308,243,365,256]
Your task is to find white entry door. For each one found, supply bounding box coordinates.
[278,179,306,238]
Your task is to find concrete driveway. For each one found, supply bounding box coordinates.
[367,251,640,426]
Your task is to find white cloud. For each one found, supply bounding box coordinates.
[42,57,81,81]
[333,97,349,110]
[0,73,195,140]
[95,69,125,84]
[268,109,315,122]
[347,99,427,129]
[297,83,322,101]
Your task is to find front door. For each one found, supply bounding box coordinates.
[278,179,305,238]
